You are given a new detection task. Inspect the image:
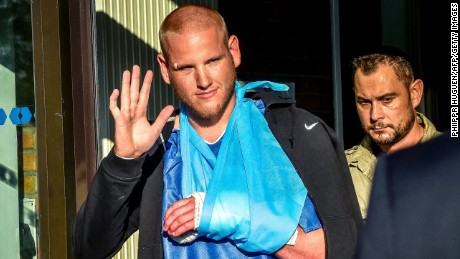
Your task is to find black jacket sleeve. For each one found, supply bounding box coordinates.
[73,149,145,259]
[73,120,174,259]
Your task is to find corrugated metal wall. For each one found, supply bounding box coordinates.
[92,1,217,258]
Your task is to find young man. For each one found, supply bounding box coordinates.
[346,53,440,219]
[74,4,361,259]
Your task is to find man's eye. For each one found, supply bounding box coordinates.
[357,100,370,105]
[383,98,393,103]
[179,66,193,72]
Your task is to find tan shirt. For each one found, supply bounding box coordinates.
[345,113,441,219]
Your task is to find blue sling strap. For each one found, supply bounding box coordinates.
[179,81,306,253]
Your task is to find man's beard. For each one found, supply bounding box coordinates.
[181,85,235,120]
[366,111,416,146]
[171,70,237,120]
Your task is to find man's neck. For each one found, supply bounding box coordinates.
[379,120,424,154]
[188,96,236,143]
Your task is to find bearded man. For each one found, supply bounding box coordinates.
[345,53,440,219]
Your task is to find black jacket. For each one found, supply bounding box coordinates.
[73,89,362,259]
[354,132,460,259]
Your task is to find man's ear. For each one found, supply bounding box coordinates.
[228,35,241,68]
[409,79,424,108]
[157,53,171,85]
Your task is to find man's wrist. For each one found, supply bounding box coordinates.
[170,192,206,244]
[191,192,206,229]
[114,153,137,160]
[286,229,299,246]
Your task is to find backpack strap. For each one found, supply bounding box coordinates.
[244,88,295,108]
[159,117,175,151]
[155,109,180,152]
[139,110,179,258]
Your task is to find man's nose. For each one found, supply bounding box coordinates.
[195,66,211,89]
[370,103,384,122]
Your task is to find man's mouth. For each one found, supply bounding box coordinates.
[369,122,390,132]
[370,127,386,134]
[196,89,217,99]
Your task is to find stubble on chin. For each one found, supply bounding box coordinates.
[369,130,396,145]
[365,112,416,146]
[172,83,236,121]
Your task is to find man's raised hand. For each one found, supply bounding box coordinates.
[109,65,174,158]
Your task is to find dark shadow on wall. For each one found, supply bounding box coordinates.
[0,0,35,107]
[219,1,336,128]
[94,12,171,164]
[0,163,18,190]
[418,1,451,137]
[339,0,382,148]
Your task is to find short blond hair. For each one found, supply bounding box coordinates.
[159,4,229,58]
